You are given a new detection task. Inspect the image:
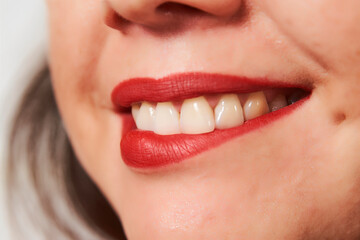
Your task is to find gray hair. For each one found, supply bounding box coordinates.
[6,67,126,239]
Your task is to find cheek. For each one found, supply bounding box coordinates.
[47,0,125,205]
[260,0,360,74]
[259,1,360,209]
[48,0,105,143]
[48,0,106,95]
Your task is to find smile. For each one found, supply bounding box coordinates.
[111,72,311,169]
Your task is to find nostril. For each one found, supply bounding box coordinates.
[104,2,210,33]
[156,2,209,17]
[103,0,246,33]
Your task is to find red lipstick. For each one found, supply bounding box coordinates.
[111,72,310,169]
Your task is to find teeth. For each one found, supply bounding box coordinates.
[132,90,296,134]
[133,102,156,131]
[180,96,215,134]
[154,102,181,135]
[243,91,270,120]
[131,103,140,120]
[214,94,244,129]
[269,94,287,112]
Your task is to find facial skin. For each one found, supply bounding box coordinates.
[47,0,360,239]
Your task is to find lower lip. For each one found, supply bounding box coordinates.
[120,96,309,169]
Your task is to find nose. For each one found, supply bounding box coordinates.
[104,0,243,28]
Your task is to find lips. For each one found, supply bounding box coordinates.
[111,72,311,169]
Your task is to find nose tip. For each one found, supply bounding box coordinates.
[104,0,243,28]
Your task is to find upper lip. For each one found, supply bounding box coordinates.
[111,72,311,108]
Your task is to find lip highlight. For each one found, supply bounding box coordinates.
[111,72,311,169]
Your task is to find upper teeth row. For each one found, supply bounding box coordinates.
[131,92,287,135]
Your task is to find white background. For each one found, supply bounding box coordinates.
[0,0,48,239]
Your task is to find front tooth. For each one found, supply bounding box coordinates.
[180,96,215,134]
[154,102,180,135]
[135,102,156,131]
[215,94,244,129]
[243,91,270,120]
[269,94,287,112]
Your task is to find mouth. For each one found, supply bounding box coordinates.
[111,72,311,169]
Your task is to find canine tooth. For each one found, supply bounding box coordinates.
[180,96,215,134]
[154,102,180,135]
[135,102,156,131]
[215,94,244,129]
[132,104,140,120]
[243,91,269,120]
[269,94,287,112]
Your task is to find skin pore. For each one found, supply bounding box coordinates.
[46,0,360,239]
